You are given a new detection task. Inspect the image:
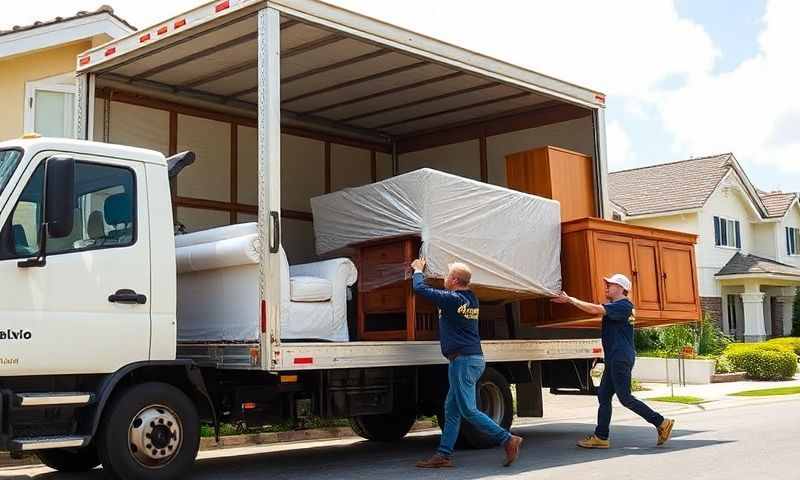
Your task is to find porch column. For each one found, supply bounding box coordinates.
[740,282,767,342]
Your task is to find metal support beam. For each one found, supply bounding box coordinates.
[136,31,259,79]
[303,71,463,116]
[281,48,390,85]
[258,7,283,366]
[282,33,344,59]
[376,92,529,130]
[182,60,258,88]
[282,61,428,105]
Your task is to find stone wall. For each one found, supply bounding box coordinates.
[700,296,722,326]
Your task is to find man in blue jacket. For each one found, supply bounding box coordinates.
[411,258,522,468]
[552,273,674,449]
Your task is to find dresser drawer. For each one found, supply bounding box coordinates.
[362,242,406,266]
[363,286,406,312]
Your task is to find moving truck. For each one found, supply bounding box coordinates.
[0,1,640,478]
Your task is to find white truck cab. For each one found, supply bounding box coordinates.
[0,138,178,375]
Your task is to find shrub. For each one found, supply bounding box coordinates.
[726,349,797,380]
[767,337,800,356]
[660,324,696,355]
[715,356,736,374]
[724,342,793,356]
[635,328,663,351]
[696,314,731,355]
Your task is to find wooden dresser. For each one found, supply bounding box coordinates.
[355,236,438,341]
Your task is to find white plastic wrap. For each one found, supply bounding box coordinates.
[175,223,357,343]
[311,168,562,297]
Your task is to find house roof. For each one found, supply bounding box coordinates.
[758,191,798,218]
[0,6,135,37]
[0,6,134,60]
[715,252,800,278]
[608,154,734,217]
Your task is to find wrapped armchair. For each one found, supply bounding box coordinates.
[176,223,357,342]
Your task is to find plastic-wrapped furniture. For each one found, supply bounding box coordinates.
[175,223,357,342]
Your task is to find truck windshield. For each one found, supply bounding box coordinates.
[0,149,23,194]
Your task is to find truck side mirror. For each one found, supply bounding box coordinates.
[44,156,76,239]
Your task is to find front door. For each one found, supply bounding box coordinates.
[0,151,151,375]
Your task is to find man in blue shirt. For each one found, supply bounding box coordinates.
[552,273,674,449]
[411,258,523,468]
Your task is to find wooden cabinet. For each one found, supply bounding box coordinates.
[523,218,700,329]
[506,146,597,222]
[355,236,438,341]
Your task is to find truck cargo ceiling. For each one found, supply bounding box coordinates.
[79,0,603,148]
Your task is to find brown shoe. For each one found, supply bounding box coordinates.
[416,454,454,468]
[503,435,523,467]
[657,419,675,446]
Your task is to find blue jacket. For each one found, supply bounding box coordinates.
[412,272,482,358]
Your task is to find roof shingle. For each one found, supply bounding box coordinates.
[716,252,800,278]
[609,154,733,217]
[0,5,135,38]
[759,191,797,218]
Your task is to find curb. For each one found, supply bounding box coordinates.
[0,421,438,469]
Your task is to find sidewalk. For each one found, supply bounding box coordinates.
[637,374,800,402]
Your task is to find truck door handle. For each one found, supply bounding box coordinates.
[108,289,147,305]
[269,211,280,254]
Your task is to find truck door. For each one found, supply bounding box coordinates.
[0,151,151,375]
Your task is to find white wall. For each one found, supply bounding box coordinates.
[399,140,480,179]
[486,116,595,187]
[626,212,699,235]
[696,176,760,297]
[778,203,800,268]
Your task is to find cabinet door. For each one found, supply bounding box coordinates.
[633,239,662,313]
[658,242,699,313]
[592,233,636,305]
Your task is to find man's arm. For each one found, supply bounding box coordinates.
[410,257,460,308]
[412,272,460,308]
[551,291,606,316]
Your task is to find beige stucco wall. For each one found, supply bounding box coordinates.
[0,40,92,141]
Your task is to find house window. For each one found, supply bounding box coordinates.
[24,73,76,138]
[713,216,741,249]
[726,294,739,336]
[786,227,800,255]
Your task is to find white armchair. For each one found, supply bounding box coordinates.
[280,252,357,342]
[176,223,357,342]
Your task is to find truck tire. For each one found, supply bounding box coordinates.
[37,446,100,472]
[350,412,416,442]
[437,367,514,449]
[96,382,200,480]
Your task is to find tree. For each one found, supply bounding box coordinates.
[792,287,800,337]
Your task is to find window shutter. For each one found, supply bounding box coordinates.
[734,221,741,249]
[714,216,721,246]
[720,218,728,246]
[787,227,792,255]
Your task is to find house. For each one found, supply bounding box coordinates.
[0,6,134,141]
[610,153,800,342]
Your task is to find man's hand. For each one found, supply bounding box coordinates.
[550,291,573,304]
[411,258,426,272]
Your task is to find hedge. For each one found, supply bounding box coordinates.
[723,342,794,356]
[726,349,797,380]
[767,337,800,356]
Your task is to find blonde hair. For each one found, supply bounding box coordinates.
[448,262,472,286]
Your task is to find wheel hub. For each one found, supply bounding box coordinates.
[478,382,505,424]
[128,404,182,468]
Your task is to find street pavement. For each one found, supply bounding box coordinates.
[2,388,799,480]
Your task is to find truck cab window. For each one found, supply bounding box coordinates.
[0,149,23,193]
[0,161,136,259]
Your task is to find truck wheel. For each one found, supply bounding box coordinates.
[350,412,416,441]
[97,382,200,480]
[437,367,514,449]
[37,446,100,472]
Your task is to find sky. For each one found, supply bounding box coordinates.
[4,0,798,192]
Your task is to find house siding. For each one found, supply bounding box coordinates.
[778,206,800,268]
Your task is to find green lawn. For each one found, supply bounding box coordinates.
[730,386,800,397]
[648,395,706,405]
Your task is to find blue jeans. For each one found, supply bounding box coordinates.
[437,355,512,457]
[595,358,664,440]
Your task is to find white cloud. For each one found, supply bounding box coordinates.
[606,121,634,171]
[658,0,800,184]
